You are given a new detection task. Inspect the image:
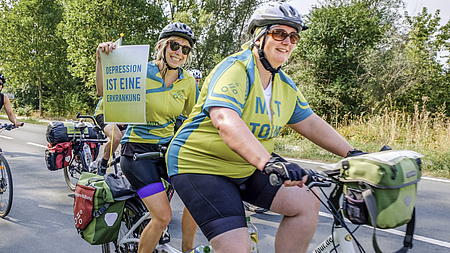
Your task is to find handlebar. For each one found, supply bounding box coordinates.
[268,168,334,188]
[0,123,24,131]
[133,152,163,161]
[133,146,167,161]
[76,112,99,126]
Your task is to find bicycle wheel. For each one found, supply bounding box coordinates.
[64,150,88,191]
[102,198,149,253]
[0,154,13,218]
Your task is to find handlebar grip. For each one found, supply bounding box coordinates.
[268,169,317,187]
[133,152,162,161]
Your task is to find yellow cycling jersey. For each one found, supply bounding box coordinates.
[120,61,199,145]
[167,49,313,178]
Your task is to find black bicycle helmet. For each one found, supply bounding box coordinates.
[159,22,196,47]
[248,2,306,34]
[0,73,5,84]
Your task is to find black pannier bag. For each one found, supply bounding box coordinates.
[46,121,99,144]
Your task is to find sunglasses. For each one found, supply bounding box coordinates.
[168,41,191,55]
[267,29,300,44]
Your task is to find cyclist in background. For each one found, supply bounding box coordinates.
[167,2,357,252]
[189,69,202,87]
[174,69,202,133]
[0,73,22,127]
[92,97,127,175]
[96,22,199,252]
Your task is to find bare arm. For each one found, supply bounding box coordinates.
[3,95,22,127]
[95,42,117,96]
[288,113,353,157]
[209,107,271,171]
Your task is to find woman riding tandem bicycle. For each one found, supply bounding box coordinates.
[167,2,361,252]
[96,22,199,253]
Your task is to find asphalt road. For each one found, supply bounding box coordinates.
[0,120,449,252]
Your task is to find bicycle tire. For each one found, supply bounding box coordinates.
[102,198,149,253]
[0,154,13,218]
[64,150,89,191]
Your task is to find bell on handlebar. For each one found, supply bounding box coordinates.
[269,173,284,186]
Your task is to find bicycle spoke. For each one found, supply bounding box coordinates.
[0,155,13,218]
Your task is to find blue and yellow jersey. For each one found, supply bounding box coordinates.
[167,49,313,178]
[120,61,199,145]
[94,97,103,116]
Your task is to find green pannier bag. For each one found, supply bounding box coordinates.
[338,149,423,253]
[75,172,125,245]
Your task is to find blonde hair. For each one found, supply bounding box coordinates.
[153,36,192,67]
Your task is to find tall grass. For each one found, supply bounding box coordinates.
[275,103,450,178]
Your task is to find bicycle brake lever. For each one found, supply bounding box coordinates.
[307,181,332,188]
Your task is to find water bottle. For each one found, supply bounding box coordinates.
[186,245,211,253]
[247,216,259,253]
[82,143,92,168]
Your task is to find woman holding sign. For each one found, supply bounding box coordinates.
[166,2,358,252]
[96,22,199,253]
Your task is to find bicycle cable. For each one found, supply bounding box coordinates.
[308,182,366,252]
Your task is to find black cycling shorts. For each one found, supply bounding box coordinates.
[95,114,127,131]
[170,171,281,241]
[120,155,167,199]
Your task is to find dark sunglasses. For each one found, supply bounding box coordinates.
[168,41,191,55]
[267,29,300,44]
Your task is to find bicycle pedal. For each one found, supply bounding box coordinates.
[159,227,171,244]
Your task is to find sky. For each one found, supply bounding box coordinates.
[288,0,450,25]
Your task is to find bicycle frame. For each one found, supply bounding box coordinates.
[314,226,357,253]
[117,211,151,245]
[113,210,182,253]
[102,149,185,253]
[64,115,106,191]
[308,170,364,253]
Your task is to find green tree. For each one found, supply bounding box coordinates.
[164,0,267,80]
[399,8,450,114]
[60,0,165,113]
[0,0,72,116]
[287,0,403,120]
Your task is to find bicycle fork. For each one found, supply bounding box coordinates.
[313,226,356,253]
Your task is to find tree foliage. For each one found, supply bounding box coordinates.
[286,0,449,120]
[164,0,266,83]
[60,0,166,113]
[0,0,72,116]
[0,0,449,119]
[287,0,403,118]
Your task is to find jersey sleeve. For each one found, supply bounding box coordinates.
[287,89,313,124]
[182,80,199,117]
[203,60,248,116]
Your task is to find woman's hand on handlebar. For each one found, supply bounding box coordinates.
[263,157,309,187]
[14,121,24,127]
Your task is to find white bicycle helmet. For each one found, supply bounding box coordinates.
[190,69,202,79]
[0,73,5,84]
[247,2,306,74]
[248,2,306,34]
